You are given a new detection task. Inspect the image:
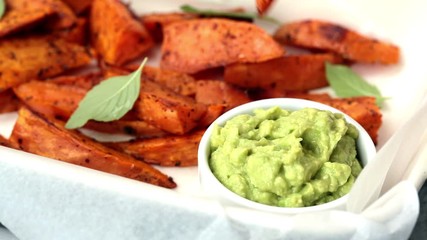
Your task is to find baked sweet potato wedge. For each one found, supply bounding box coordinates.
[140,12,198,42]
[43,0,77,31]
[108,130,205,167]
[0,0,56,38]
[62,0,93,14]
[0,89,20,113]
[9,107,176,188]
[274,20,400,64]
[135,80,207,135]
[256,0,275,15]
[54,17,88,45]
[0,36,92,92]
[224,53,343,91]
[0,135,11,148]
[84,120,166,139]
[13,80,86,121]
[125,64,197,96]
[198,104,225,128]
[287,93,382,143]
[161,18,285,74]
[90,0,154,66]
[195,80,250,111]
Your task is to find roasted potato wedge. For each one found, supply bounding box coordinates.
[9,107,176,188]
[224,53,343,91]
[0,36,92,92]
[13,80,86,121]
[125,64,197,97]
[43,0,77,31]
[108,130,205,167]
[84,120,166,139]
[274,20,400,64]
[0,89,20,113]
[256,0,275,15]
[0,0,56,38]
[195,80,250,111]
[0,135,11,148]
[161,18,285,74]
[135,80,207,135]
[140,12,198,42]
[90,0,154,66]
[198,104,225,128]
[54,17,88,45]
[62,0,93,14]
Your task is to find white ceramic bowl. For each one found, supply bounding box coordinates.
[198,98,376,214]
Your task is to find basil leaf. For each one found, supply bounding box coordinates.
[325,62,387,107]
[65,58,147,129]
[180,4,280,24]
[0,0,6,20]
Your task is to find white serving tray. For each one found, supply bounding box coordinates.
[0,0,426,239]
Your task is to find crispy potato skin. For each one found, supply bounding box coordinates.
[90,0,154,66]
[0,37,91,92]
[109,130,205,167]
[274,20,400,64]
[161,18,285,74]
[287,93,382,143]
[9,107,176,188]
[43,0,77,31]
[224,53,343,91]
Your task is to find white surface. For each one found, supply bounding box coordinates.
[0,0,426,239]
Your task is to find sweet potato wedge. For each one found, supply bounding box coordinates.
[135,80,207,135]
[0,89,21,113]
[108,130,205,167]
[195,80,250,111]
[0,0,56,38]
[198,104,225,128]
[161,18,285,74]
[287,93,382,143]
[13,80,86,121]
[0,36,92,92]
[62,0,93,14]
[140,12,199,42]
[84,120,166,139]
[256,0,275,15]
[49,72,102,90]
[54,17,88,45]
[9,107,176,188]
[43,0,77,31]
[274,20,400,64]
[90,0,154,66]
[125,64,197,96]
[0,135,11,148]
[224,53,343,91]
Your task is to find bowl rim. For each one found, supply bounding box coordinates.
[198,98,377,214]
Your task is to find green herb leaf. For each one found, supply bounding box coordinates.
[180,4,280,24]
[325,62,387,107]
[0,0,6,20]
[65,58,147,129]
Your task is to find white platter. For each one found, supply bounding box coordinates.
[0,0,426,239]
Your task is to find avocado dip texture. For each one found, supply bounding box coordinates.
[209,107,362,207]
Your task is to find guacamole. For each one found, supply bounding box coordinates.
[209,107,362,207]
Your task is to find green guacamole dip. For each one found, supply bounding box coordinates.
[209,107,362,207]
